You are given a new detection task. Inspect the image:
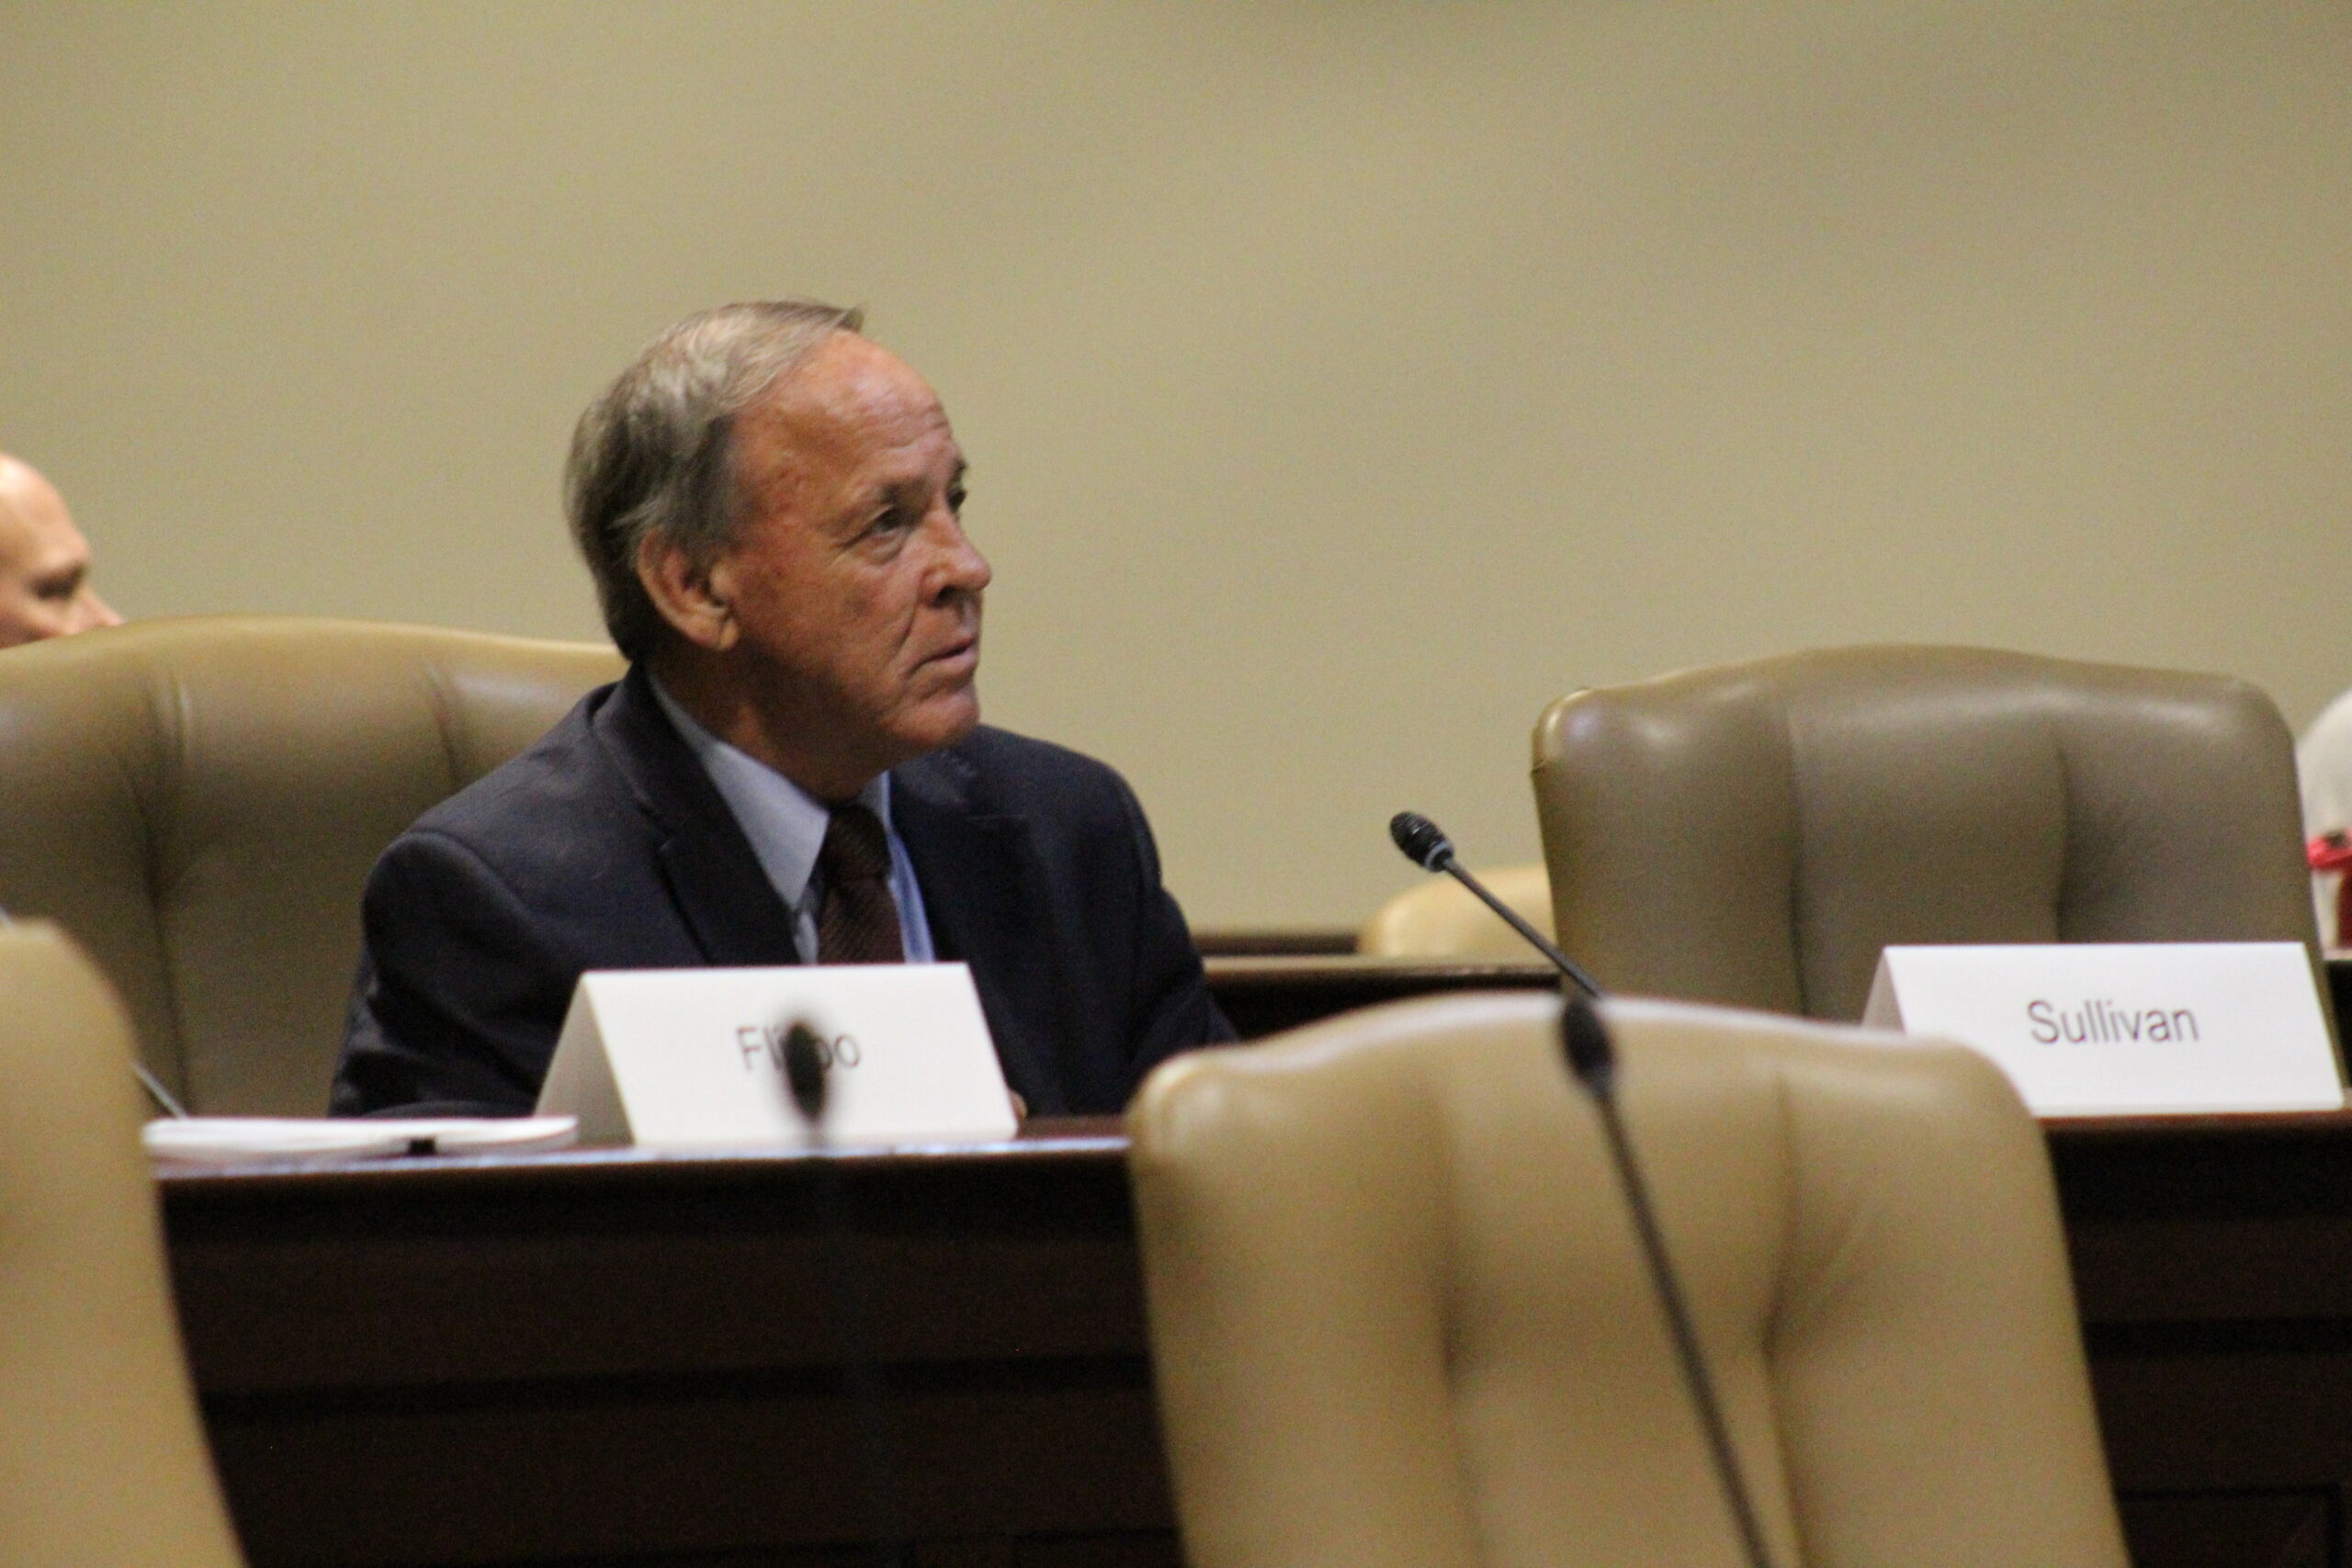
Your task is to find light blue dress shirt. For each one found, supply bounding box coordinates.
[650,680,936,964]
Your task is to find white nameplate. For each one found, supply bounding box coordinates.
[1861,942,2344,1116]
[536,964,1017,1148]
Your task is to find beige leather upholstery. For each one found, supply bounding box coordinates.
[0,616,622,1113]
[0,922,246,1566]
[1129,991,2128,1568]
[1532,645,2319,1019]
[1359,863,1555,959]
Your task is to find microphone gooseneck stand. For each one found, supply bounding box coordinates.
[783,1021,912,1568]
[1558,996,1778,1568]
[1389,811,1776,1568]
[1386,811,1603,998]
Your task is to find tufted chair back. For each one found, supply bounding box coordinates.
[0,616,622,1113]
[1531,646,2318,1020]
[1128,990,2129,1568]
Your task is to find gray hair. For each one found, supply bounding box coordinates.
[565,299,865,660]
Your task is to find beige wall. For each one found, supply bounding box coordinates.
[3,3,2346,928]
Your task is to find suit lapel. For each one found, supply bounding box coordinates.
[590,678,1057,1100]
[594,668,801,967]
[894,748,1068,1113]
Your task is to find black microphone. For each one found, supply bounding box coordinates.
[783,1020,830,1125]
[1558,995,1778,1568]
[1386,811,1604,998]
[780,1021,911,1568]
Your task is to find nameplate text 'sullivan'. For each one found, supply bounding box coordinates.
[2026,999,2199,1044]
[1862,942,2339,1116]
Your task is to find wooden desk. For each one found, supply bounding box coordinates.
[2054,1108,2352,1568]
[164,1127,1160,1568]
[1204,953,1555,1038]
[165,1108,2352,1568]
[1209,953,2352,1053]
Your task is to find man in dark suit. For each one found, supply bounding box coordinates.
[333,301,1230,1117]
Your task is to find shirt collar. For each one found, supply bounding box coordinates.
[649,676,893,908]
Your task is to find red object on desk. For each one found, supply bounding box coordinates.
[2310,830,2352,947]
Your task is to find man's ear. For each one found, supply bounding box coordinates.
[635,532,739,652]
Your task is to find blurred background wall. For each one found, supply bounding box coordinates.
[3,2,2346,929]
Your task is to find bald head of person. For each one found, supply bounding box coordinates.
[0,456,120,649]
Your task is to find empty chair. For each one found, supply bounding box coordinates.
[1531,645,2317,1019]
[1359,863,1554,959]
[0,616,621,1112]
[0,921,247,1566]
[1129,990,2128,1568]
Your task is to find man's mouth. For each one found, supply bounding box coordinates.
[920,637,979,679]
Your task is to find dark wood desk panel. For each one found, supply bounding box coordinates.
[166,1107,2352,1568]
[1204,954,1557,1039]
[1191,929,1356,958]
[2052,1109,2352,1568]
[165,1128,1164,1568]
[1212,953,2352,1055]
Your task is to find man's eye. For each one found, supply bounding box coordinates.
[947,487,967,514]
[32,575,80,603]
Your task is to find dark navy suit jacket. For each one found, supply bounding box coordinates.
[331,666,1231,1116]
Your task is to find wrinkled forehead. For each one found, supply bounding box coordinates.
[744,334,955,479]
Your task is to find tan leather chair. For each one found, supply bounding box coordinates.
[0,921,247,1566]
[1129,990,2129,1568]
[1359,863,1555,960]
[1532,646,2319,1020]
[0,616,622,1114]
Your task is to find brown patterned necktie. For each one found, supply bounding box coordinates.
[816,803,905,964]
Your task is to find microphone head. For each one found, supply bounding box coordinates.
[1559,991,1617,1095]
[1389,811,1455,871]
[783,1020,829,1125]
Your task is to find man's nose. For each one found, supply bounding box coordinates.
[933,520,991,601]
